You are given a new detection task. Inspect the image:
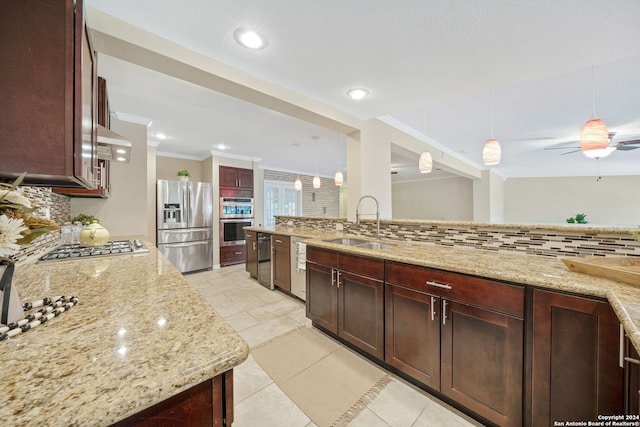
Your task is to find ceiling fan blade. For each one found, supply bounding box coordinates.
[617,139,640,146]
[617,145,640,151]
[560,149,581,155]
[544,146,580,150]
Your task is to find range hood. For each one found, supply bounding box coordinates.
[97,125,132,163]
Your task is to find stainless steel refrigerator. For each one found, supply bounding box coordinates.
[157,179,213,273]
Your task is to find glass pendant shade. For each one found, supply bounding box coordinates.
[312,176,321,189]
[418,152,432,173]
[334,170,344,185]
[294,177,302,191]
[483,138,501,166]
[580,118,609,154]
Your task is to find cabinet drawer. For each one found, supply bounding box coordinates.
[307,246,338,268]
[220,246,246,266]
[245,230,256,240]
[272,234,290,247]
[386,261,524,318]
[338,253,384,281]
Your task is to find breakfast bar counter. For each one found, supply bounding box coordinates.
[0,243,249,426]
[247,224,640,353]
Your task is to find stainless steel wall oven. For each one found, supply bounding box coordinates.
[220,218,254,247]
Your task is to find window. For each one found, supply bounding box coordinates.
[264,180,301,227]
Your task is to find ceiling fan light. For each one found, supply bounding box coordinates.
[582,146,616,159]
[294,177,302,191]
[313,176,321,189]
[483,138,501,166]
[580,118,609,152]
[418,152,433,173]
[334,170,344,186]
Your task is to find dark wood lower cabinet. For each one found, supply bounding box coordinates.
[272,235,291,292]
[625,336,640,415]
[112,370,234,426]
[441,300,523,427]
[385,284,441,389]
[532,289,623,425]
[306,262,338,334]
[338,270,384,360]
[220,246,246,267]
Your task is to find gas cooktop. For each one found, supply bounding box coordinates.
[39,240,149,262]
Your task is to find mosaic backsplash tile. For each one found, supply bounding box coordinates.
[275,216,640,258]
[9,187,71,265]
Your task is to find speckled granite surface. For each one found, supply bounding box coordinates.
[248,225,640,353]
[0,244,249,426]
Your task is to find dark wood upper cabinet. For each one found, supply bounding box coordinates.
[0,0,97,188]
[219,166,253,190]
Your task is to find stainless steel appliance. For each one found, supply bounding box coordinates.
[257,233,272,289]
[157,180,213,273]
[39,240,149,262]
[290,236,306,300]
[220,218,253,247]
[220,197,254,218]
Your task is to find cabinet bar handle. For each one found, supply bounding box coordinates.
[625,357,640,365]
[275,239,283,243]
[442,300,448,325]
[430,296,436,322]
[234,251,242,255]
[337,271,341,288]
[331,269,336,286]
[620,324,625,368]
[426,280,452,290]
[252,241,257,251]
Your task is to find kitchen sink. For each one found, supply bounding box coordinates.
[322,238,394,250]
[355,242,395,250]
[323,238,369,246]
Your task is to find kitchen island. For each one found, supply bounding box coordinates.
[247,223,640,425]
[0,243,248,426]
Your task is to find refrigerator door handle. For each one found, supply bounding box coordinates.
[161,241,209,248]
[161,228,210,234]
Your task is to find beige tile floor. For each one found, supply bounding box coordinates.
[186,264,483,427]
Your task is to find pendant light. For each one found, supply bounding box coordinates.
[483,91,501,166]
[580,66,610,157]
[419,152,432,173]
[312,136,321,189]
[294,176,302,191]
[334,133,344,185]
[418,106,433,173]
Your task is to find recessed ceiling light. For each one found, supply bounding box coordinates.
[347,88,370,100]
[216,144,227,150]
[116,157,127,162]
[233,27,268,50]
[155,133,168,140]
[116,148,127,154]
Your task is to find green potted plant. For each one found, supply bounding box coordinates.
[566,213,588,224]
[177,170,190,182]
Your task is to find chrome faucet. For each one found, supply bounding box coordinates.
[355,195,380,237]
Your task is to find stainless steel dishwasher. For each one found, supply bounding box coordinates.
[257,233,273,289]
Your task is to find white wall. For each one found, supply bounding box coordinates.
[503,175,640,226]
[72,119,151,239]
[392,177,473,220]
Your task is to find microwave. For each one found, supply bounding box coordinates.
[220,197,254,219]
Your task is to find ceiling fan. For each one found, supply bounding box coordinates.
[544,132,640,156]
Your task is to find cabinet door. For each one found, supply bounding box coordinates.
[532,289,623,425]
[237,168,254,189]
[441,300,523,427]
[245,232,257,279]
[337,271,385,360]
[385,284,440,389]
[219,166,238,188]
[306,263,338,334]
[273,243,291,292]
[625,337,640,415]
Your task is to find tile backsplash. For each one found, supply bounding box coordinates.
[275,216,640,258]
[10,187,70,265]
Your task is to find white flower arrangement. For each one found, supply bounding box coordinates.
[0,174,59,261]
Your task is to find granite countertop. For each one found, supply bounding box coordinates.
[0,243,249,426]
[248,225,640,352]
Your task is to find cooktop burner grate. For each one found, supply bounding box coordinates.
[39,240,148,262]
